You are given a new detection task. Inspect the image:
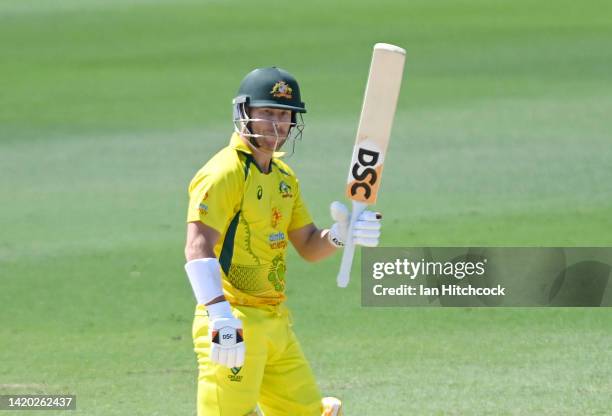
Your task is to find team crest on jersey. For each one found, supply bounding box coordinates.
[268,231,287,250]
[278,181,293,198]
[271,207,282,228]
[268,254,286,292]
[270,81,293,99]
[228,366,243,382]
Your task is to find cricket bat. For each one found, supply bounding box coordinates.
[337,43,406,288]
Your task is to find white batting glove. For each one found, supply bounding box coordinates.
[207,301,245,368]
[327,201,381,248]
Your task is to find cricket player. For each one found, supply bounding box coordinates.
[184,67,381,416]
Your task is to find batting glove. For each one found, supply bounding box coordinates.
[207,301,245,368]
[327,201,381,248]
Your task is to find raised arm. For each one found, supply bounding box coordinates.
[288,223,338,262]
[289,202,382,263]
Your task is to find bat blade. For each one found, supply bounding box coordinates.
[346,43,405,204]
[337,43,406,288]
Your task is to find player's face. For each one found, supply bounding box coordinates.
[249,107,292,151]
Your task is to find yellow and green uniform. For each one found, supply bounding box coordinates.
[187,133,322,415]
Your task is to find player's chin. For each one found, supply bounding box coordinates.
[261,136,287,150]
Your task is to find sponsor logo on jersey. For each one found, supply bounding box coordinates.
[270,81,293,99]
[257,185,263,200]
[278,181,293,198]
[268,231,287,249]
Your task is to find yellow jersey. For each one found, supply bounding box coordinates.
[187,133,313,306]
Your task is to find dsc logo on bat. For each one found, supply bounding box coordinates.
[347,143,383,203]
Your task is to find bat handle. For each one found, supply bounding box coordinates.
[337,201,368,288]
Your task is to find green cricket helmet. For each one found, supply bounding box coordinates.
[233,67,306,113]
[232,67,306,157]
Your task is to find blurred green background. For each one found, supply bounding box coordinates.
[1,0,611,414]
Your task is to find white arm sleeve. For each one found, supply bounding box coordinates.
[184,258,224,305]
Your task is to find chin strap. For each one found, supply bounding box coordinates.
[239,134,287,159]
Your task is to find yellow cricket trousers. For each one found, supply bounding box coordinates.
[192,303,322,416]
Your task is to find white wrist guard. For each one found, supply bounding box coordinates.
[184,258,224,305]
[206,300,233,320]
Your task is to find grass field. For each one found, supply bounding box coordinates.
[1,0,612,415]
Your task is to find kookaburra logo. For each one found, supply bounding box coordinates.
[350,147,379,200]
